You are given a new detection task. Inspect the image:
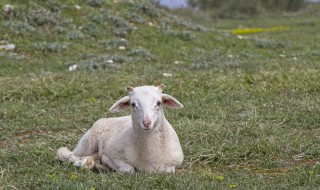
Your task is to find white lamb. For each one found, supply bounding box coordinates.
[56,84,184,173]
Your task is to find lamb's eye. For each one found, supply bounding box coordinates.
[131,103,136,108]
[156,101,162,107]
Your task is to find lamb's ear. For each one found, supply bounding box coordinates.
[109,96,130,112]
[162,94,183,109]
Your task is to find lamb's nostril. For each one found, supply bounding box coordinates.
[143,119,151,128]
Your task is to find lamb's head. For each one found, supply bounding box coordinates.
[109,84,183,131]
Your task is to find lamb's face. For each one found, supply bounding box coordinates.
[129,86,163,130]
[109,85,184,131]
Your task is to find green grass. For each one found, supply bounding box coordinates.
[1,0,320,189]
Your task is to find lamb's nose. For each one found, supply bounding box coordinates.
[143,119,151,128]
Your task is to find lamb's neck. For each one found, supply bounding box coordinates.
[133,118,169,152]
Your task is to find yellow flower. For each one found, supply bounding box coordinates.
[88,97,97,102]
[48,173,56,179]
[216,175,225,181]
[229,184,237,188]
[230,26,289,35]
[70,172,79,180]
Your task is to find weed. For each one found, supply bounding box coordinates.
[88,13,105,24]
[137,3,163,18]
[27,7,60,27]
[67,30,85,40]
[255,39,286,49]
[109,15,133,37]
[82,23,101,38]
[100,38,129,49]
[190,50,240,69]
[168,30,196,41]
[127,47,157,61]
[67,54,131,71]
[127,13,145,23]
[3,21,37,34]
[34,42,69,53]
[85,0,105,7]
[0,52,28,60]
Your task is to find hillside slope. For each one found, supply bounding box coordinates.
[0,0,213,75]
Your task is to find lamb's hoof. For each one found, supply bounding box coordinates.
[55,147,71,161]
[81,156,95,170]
[118,165,135,173]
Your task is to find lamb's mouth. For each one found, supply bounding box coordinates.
[142,127,152,131]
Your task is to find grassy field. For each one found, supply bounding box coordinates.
[1,0,320,189]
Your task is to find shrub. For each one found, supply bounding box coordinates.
[168,30,196,41]
[67,31,85,40]
[34,42,68,53]
[127,13,145,23]
[100,38,129,49]
[109,15,133,37]
[26,7,60,27]
[88,13,105,24]
[85,0,105,7]
[127,47,157,61]
[136,3,163,18]
[82,23,101,38]
[3,21,37,34]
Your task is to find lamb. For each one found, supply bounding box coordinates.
[56,84,184,173]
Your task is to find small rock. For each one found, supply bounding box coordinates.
[163,73,172,77]
[0,44,16,50]
[68,64,78,71]
[118,46,126,50]
[74,5,81,10]
[4,4,14,14]
[237,35,244,39]
[106,59,113,64]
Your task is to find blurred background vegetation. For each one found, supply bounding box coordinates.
[178,0,308,18]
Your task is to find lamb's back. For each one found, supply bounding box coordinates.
[87,116,132,144]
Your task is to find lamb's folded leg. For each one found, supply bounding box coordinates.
[100,154,135,173]
[56,147,95,170]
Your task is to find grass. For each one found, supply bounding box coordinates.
[1,0,320,189]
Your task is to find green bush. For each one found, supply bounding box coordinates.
[219,0,262,18]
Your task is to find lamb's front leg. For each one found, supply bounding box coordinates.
[56,147,95,170]
[162,166,175,173]
[146,165,175,173]
[101,154,135,173]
